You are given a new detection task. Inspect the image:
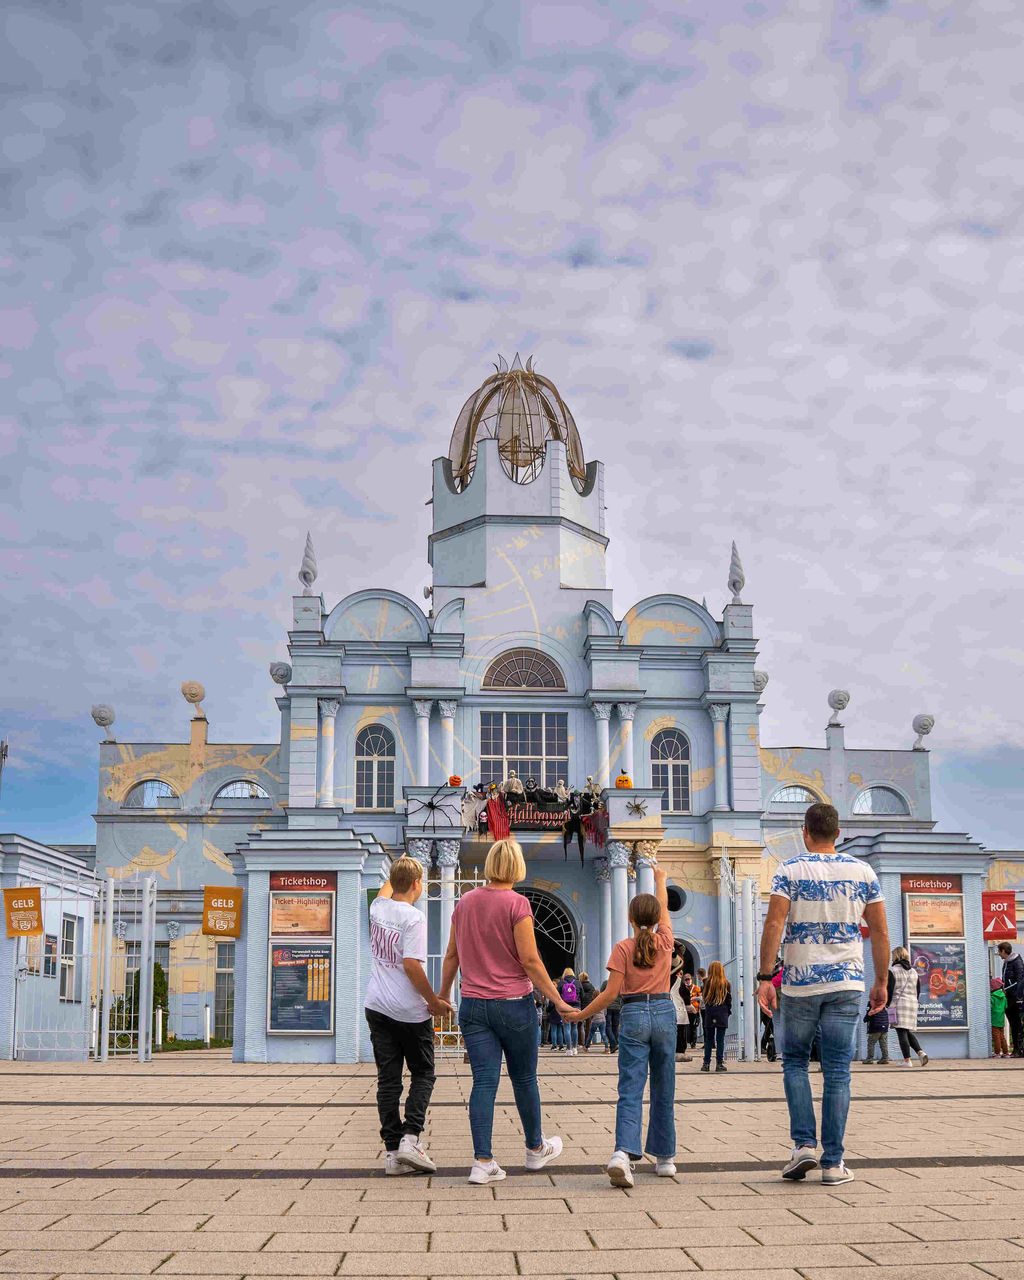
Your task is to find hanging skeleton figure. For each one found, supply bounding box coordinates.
[562,788,596,865]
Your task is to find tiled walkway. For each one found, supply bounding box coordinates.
[1,1050,1022,1277]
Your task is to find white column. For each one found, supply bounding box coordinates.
[436,839,461,964]
[710,703,730,811]
[438,700,457,780]
[635,841,658,896]
[608,841,631,947]
[616,703,636,779]
[593,702,612,787]
[407,839,432,919]
[318,699,340,806]
[595,857,611,975]
[412,700,433,786]
[627,869,637,904]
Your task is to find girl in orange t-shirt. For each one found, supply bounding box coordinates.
[571,866,676,1187]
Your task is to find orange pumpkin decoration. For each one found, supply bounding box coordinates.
[448,774,463,786]
[615,770,633,789]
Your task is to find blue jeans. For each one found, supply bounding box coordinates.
[779,989,860,1169]
[587,1023,606,1046]
[459,995,543,1159]
[614,999,676,1159]
[702,1016,726,1066]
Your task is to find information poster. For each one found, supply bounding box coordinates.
[269,871,336,936]
[911,940,968,1029]
[905,893,965,937]
[268,943,334,1033]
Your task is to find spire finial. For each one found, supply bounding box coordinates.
[728,541,745,604]
[298,532,318,596]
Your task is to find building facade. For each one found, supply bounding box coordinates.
[74,358,1000,1063]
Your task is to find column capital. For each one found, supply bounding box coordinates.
[407,838,433,860]
[709,703,730,723]
[594,856,610,884]
[412,699,434,719]
[634,840,660,866]
[616,702,637,721]
[318,698,341,720]
[437,700,458,720]
[607,840,631,869]
[435,839,461,867]
[592,702,613,721]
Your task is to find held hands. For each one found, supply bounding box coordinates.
[561,1003,583,1021]
[428,993,454,1018]
[757,979,777,1017]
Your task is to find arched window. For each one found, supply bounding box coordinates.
[651,729,691,814]
[212,780,271,807]
[355,724,395,810]
[769,785,820,810]
[482,648,565,691]
[123,779,179,809]
[852,786,910,816]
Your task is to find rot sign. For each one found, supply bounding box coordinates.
[982,891,1018,942]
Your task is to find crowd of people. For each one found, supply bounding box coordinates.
[362,806,1024,1187]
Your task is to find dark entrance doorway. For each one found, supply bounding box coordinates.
[517,888,577,978]
[678,942,699,976]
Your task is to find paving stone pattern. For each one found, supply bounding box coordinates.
[0,1050,1022,1277]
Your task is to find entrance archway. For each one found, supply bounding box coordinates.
[517,888,578,978]
[677,941,700,976]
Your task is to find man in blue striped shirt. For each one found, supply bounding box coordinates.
[757,802,890,1186]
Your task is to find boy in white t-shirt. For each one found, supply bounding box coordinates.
[365,856,452,1176]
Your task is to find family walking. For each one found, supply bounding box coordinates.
[365,803,897,1188]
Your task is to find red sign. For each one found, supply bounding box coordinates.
[901,874,962,894]
[269,872,337,891]
[982,891,1018,942]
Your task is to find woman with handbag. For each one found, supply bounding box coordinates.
[886,946,929,1067]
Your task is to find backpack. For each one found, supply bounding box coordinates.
[560,978,578,1005]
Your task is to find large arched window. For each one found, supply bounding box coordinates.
[212,780,271,808]
[769,785,820,811]
[852,786,910,816]
[651,729,691,814]
[483,648,565,691]
[123,779,179,809]
[355,725,395,810]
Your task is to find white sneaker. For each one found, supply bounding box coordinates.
[781,1145,819,1180]
[919,1053,929,1066]
[606,1149,635,1188]
[396,1134,436,1173]
[384,1152,414,1176]
[655,1159,677,1177]
[468,1159,506,1185]
[822,1162,855,1185]
[525,1135,563,1171]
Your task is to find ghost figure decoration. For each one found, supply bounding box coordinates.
[298,532,318,596]
[180,681,206,717]
[912,714,935,750]
[728,541,745,604]
[91,704,116,741]
[827,689,850,726]
[269,662,292,686]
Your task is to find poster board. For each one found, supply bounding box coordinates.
[910,940,968,1029]
[267,943,334,1034]
[905,893,965,938]
[4,886,43,938]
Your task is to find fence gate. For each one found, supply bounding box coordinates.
[425,864,486,1055]
[97,875,157,1062]
[12,868,98,1061]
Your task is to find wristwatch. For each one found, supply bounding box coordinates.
[756,972,776,983]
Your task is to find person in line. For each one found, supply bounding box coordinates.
[569,866,677,1187]
[700,961,732,1072]
[669,947,692,1062]
[578,971,597,1050]
[601,978,621,1053]
[991,977,1010,1059]
[365,856,452,1176]
[681,970,699,1050]
[887,947,929,1067]
[439,839,571,1184]
[533,990,544,1048]
[558,968,582,1056]
[757,802,889,1186]
[862,998,891,1064]
[586,1005,608,1049]
[547,994,566,1051]
[998,942,1024,1057]
[693,969,707,1047]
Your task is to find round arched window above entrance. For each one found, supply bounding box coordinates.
[483,648,565,690]
[517,887,577,977]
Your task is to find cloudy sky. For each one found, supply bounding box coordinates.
[2,0,1021,848]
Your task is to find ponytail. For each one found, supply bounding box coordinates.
[633,925,658,969]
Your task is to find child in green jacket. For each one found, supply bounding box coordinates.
[991,978,1009,1058]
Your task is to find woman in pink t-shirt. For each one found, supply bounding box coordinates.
[440,839,572,1185]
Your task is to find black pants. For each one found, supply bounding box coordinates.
[1005,1000,1024,1056]
[759,1009,776,1060]
[675,1024,689,1055]
[896,1027,923,1059]
[365,1010,436,1151]
[606,1007,620,1050]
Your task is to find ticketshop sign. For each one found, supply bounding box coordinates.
[901,874,963,894]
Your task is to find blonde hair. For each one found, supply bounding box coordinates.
[389,856,424,894]
[891,946,911,965]
[703,960,729,1007]
[561,967,575,980]
[484,838,526,884]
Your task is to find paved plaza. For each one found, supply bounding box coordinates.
[0,1050,1022,1278]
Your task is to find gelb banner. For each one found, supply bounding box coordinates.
[4,886,43,938]
[202,886,243,938]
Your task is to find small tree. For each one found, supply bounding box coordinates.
[131,961,170,1030]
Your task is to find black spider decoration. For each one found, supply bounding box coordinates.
[406,781,458,833]
[626,798,648,817]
